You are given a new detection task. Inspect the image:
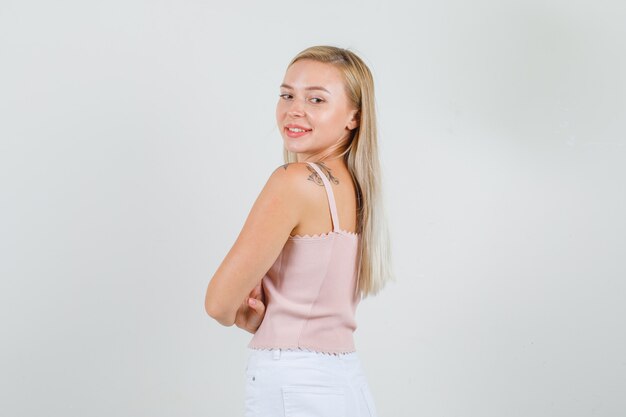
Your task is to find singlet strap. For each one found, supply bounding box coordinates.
[305,161,340,232]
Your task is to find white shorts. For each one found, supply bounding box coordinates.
[244,347,378,417]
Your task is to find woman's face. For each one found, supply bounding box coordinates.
[276,59,359,160]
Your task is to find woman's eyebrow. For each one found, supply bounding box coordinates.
[280,83,331,94]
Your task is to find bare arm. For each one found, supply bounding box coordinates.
[234,280,266,334]
[204,163,307,326]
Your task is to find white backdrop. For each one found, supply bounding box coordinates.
[1,1,625,416]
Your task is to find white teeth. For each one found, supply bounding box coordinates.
[288,127,308,132]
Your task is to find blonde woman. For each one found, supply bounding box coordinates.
[205,45,393,417]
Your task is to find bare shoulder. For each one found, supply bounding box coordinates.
[270,161,314,178]
[265,162,322,200]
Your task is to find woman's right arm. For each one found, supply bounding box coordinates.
[204,162,309,326]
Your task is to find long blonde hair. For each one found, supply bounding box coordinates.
[281,45,395,299]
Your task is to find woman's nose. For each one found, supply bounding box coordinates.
[287,100,305,117]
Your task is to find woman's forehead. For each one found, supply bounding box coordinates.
[282,60,344,91]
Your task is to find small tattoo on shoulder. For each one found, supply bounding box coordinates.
[306,164,324,186]
[316,162,339,185]
[306,162,340,186]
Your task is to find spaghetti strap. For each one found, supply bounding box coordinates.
[305,161,340,232]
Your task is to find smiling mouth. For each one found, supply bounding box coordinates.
[285,127,312,137]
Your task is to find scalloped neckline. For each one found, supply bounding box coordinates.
[288,229,359,240]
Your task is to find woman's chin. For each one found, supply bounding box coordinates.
[283,138,309,152]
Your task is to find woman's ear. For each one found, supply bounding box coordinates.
[347,110,360,130]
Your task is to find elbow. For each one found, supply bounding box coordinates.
[205,297,235,327]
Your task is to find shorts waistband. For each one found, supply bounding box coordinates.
[247,347,359,362]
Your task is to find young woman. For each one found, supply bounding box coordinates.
[205,45,394,417]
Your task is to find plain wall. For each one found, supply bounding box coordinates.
[1,0,625,416]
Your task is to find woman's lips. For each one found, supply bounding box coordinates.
[285,127,312,138]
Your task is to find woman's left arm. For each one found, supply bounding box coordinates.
[234,281,266,334]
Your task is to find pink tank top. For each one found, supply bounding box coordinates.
[248,161,361,355]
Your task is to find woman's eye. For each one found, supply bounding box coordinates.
[278,94,323,103]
